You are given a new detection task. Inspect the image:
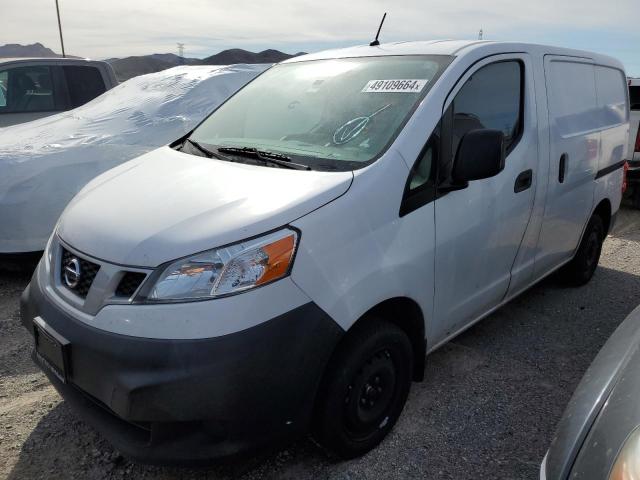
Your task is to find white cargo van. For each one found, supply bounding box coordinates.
[21,41,629,463]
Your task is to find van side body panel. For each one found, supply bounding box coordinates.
[432,53,539,338]
[535,57,599,276]
[535,57,627,278]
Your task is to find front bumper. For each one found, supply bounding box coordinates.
[20,275,343,464]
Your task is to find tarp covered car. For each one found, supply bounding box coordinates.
[0,64,268,253]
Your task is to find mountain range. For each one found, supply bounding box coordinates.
[106,48,304,81]
[0,42,68,58]
[0,43,304,81]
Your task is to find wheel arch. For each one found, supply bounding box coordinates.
[340,297,427,382]
[592,198,612,234]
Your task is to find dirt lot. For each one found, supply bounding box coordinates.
[2,207,640,480]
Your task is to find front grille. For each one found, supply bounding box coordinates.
[115,272,147,298]
[60,248,100,298]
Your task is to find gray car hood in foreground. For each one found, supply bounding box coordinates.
[57,146,353,267]
[544,304,640,479]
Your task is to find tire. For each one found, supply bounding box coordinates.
[312,318,413,459]
[559,214,605,286]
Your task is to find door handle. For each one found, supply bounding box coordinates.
[514,169,533,193]
[559,153,568,183]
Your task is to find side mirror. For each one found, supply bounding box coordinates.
[452,129,506,183]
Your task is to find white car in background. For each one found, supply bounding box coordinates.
[0,64,268,255]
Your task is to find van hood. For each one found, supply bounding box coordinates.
[57,146,353,267]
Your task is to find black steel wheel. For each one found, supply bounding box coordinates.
[312,318,413,459]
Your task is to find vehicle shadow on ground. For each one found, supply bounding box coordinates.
[0,253,41,277]
[6,400,328,480]
[7,265,640,480]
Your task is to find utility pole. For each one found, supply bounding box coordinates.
[177,43,185,63]
[478,28,483,40]
[55,0,66,57]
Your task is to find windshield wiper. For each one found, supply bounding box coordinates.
[217,146,311,170]
[184,138,218,158]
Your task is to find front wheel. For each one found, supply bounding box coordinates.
[312,319,413,459]
[559,214,605,286]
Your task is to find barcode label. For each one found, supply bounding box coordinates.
[362,79,428,93]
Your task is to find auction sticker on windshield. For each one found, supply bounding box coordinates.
[362,79,428,93]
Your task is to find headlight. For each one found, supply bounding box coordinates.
[609,426,640,480]
[144,228,298,302]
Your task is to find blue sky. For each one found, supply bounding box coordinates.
[2,0,639,76]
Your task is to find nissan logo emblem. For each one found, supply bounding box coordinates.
[63,258,81,289]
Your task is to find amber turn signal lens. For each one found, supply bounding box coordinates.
[256,234,296,285]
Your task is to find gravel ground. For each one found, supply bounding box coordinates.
[2,207,640,480]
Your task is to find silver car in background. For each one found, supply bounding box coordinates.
[0,57,118,127]
[541,304,640,479]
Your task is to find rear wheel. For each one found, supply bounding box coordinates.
[312,319,413,459]
[559,214,605,286]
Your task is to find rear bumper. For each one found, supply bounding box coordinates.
[20,277,343,464]
[627,159,640,183]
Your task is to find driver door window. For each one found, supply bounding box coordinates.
[401,61,522,216]
[452,61,523,156]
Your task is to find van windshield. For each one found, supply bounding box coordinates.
[188,55,452,171]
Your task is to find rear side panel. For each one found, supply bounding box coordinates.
[594,65,629,174]
[535,57,599,276]
[592,65,627,217]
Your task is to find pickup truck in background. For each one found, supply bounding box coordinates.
[0,57,117,127]
[628,78,640,207]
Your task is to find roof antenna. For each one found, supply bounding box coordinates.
[370,13,387,47]
[55,0,66,58]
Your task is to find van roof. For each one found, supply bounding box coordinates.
[283,40,625,70]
